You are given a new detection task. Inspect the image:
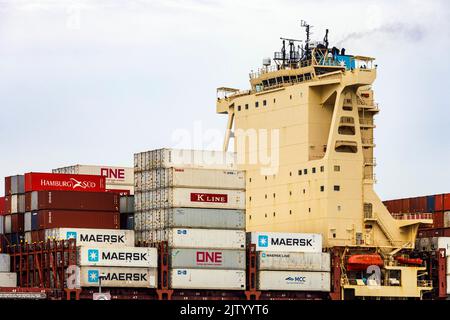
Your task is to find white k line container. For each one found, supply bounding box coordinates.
[44,228,135,247]
[170,248,246,270]
[142,188,245,210]
[257,252,331,272]
[170,269,245,290]
[79,267,157,288]
[249,232,323,253]
[257,271,331,292]
[156,228,246,250]
[134,149,237,171]
[142,167,245,191]
[142,208,245,230]
[52,165,134,186]
[78,247,157,268]
[0,273,17,287]
[0,254,10,272]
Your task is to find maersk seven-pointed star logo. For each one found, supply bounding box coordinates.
[88,249,99,262]
[88,270,99,283]
[258,235,269,247]
[66,231,77,240]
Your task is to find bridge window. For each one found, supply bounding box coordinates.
[312,167,316,174]
[320,166,324,172]
[263,100,267,106]
[255,101,259,108]
[334,165,340,172]
[303,169,308,175]
[320,186,325,192]
[245,104,249,110]
[237,105,241,111]
[334,185,340,191]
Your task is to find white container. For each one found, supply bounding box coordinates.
[53,165,134,186]
[4,215,12,234]
[0,273,17,287]
[141,208,245,230]
[106,184,134,195]
[448,275,450,295]
[0,254,10,272]
[170,248,246,270]
[44,228,135,247]
[78,247,157,268]
[155,228,245,250]
[141,188,245,210]
[444,211,450,228]
[11,195,18,214]
[143,167,245,191]
[135,149,237,171]
[0,216,3,234]
[249,232,323,253]
[79,267,157,288]
[257,271,331,292]
[436,237,450,254]
[24,212,32,232]
[170,269,245,290]
[257,252,330,272]
[447,256,450,274]
[24,232,32,244]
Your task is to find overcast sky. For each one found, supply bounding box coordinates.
[0,0,449,199]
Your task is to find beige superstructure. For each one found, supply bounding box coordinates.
[216,27,433,299]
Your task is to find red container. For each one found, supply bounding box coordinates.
[4,196,11,215]
[434,194,450,211]
[383,200,392,213]
[31,230,45,243]
[24,172,106,193]
[0,197,5,215]
[37,210,119,230]
[11,213,24,233]
[4,176,11,196]
[26,190,119,212]
[433,211,444,229]
[106,189,131,196]
[401,198,411,213]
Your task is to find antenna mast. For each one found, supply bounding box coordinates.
[301,20,312,60]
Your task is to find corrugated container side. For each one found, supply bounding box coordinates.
[53,165,134,186]
[0,273,17,287]
[78,247,157,268]
[0,216,4,234]
[170,248,246,270]
[257,271,331,292]
[0,197,5,215]
[45,228,135,246]
[170,269,245,290]
[156,228,246,249]
[24,212,32,232]
[249,232,323,253]
[0,254,10,272]
[427,196,435,213]
[24,172,106,193]
[402,198,411,213]
[257,252,331,271]
[142,208,245,230]
[79,267,157,288]
[4,216,12,234]
[38,210,119,230]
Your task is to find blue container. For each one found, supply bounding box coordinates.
[31,211,39,231]
[426,196,435,213]
[126,214,134,230]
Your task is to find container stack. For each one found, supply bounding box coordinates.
[248,232,331,292]
[58,228,158,289]
[3,175,26,245]
[52,165,134,196]
[134,148,247,290]
[4,172,120,243]
[0,253,16,287]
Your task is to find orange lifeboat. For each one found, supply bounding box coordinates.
[394,256,423,266]
[347,254,384,271]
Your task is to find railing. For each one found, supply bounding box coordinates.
[364,173,377,183]
[391,213,433,220]
[361,138,375,145]
[340,116,355,124]
[249,60,313,79]
[364,157,377,165]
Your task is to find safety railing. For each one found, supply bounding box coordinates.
[391,213,433,220]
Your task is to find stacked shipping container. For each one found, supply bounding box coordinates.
[384,193,450,229]
[2,175,25,246]
[134,148,246,290]
[0,253,16,287]
[248,232,331,292]
[52,165,135,195]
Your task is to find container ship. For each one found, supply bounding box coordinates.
[0,22,448,300]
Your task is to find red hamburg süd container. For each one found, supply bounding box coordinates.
[24,172,106,193]
[26,190,119,212]
[37,210,119,230]
[4,176,11,196]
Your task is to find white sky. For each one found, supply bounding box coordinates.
[0,0,449,199]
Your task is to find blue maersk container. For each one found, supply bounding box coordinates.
[426,196,435,213]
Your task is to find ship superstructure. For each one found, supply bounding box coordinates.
[216,21,433,299]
